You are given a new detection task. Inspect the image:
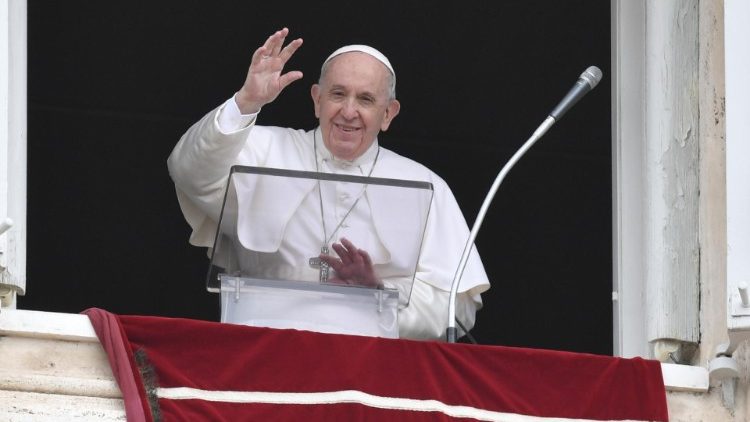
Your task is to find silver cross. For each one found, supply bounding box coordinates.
[309,246,330,282]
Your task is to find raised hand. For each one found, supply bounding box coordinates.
[235,27,304,114]
[319,238,381,288]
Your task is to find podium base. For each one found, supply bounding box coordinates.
[219,276,400,338]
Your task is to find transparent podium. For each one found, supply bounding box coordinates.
[207,166,434,338]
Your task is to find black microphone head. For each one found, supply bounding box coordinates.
[548,65,604,121]
[580,66,603,89]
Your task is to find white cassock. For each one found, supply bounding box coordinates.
[167,98,490,340]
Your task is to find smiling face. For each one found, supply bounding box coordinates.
[311,52,400,161]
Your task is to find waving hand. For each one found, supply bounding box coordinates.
[235,28,304,114]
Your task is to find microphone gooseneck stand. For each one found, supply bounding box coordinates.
[446,66,603,343]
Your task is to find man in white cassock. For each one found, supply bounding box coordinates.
[167,28,489,340]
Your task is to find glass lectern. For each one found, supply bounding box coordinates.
[207,166,433,338]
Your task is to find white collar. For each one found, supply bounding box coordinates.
[314,127,380,170]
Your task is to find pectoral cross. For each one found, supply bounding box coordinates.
[309,246,330,282]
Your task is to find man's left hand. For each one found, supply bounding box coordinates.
[319,238,380,288]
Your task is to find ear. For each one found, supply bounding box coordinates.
[311,84,321,118]
[380,99,401,131]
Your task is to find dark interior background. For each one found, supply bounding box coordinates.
[22,1,612,355]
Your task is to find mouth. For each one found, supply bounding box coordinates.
[334,123,361,133]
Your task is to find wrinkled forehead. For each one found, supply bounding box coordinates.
[321,44,395,79]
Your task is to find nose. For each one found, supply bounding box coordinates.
[340,98,358,119]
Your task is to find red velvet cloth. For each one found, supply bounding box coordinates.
[85,308,668,421]
[83,308,150,421]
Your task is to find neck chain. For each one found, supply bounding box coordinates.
[309,130,380,282]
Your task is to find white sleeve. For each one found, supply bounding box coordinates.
[167,100,257,246]
[217,95,258,133]
[397,280,482,341]
[393,173,488,341]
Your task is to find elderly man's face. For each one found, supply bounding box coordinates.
[311,52,400,161]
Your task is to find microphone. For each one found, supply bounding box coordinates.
[446,66,603,343]
[549,66,603,121]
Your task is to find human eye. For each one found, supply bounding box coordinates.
[329,89,346,100]
[358,95,376,106]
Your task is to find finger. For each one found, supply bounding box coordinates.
[259,28,285,62]
[339,237,359,252]
[270,28,289,56]
[319,255,342,269]
[349,248,364,266]
[261,29,282,54]
[337,238,358,265]
[278,38,303,63]
[332,243,353,265]
[358,249,373,269]
[278,71,304,91]
[251,45,270,65]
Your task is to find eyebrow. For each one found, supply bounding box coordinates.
[328,84,379,99]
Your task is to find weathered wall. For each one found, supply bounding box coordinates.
[0,310,125,421]
[667,0,750,420]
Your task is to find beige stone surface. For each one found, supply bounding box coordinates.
[1,310,125,420]
[0,389,125,421]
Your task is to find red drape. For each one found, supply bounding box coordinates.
[84,308,668,422]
